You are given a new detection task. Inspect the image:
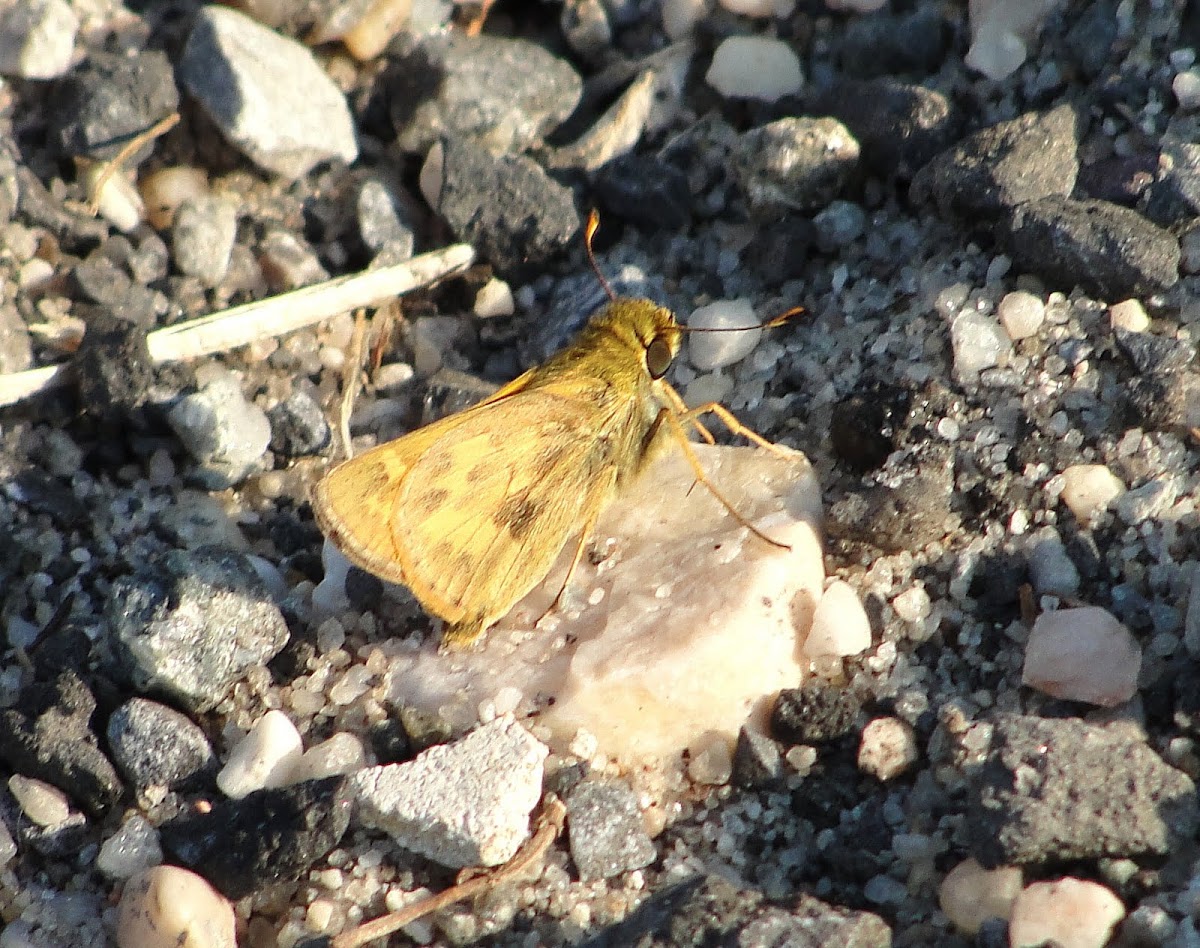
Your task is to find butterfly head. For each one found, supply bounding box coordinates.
[590,297,682,382]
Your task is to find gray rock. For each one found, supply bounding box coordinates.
[1000,196,1180,299]
[356,178,415,258]
[268,390,331,457]
[172,195,238,287]
[1027,529,1080,598]
[106,546,290,712]
[106,698,215,791]
[178,5,358,179]
[435,137,581,278]
[1143,140,1200,228]
[349,716,548,868]
[387,32,581,154]
[167,373,272,488]
[813,200,867,251]
[566,779,655,881]
[911,103,1081,219]
[968,713,1198,867]
[1114,477,1178,525]
[732,117,860,215]
[732,726,785,789]
[49,50,178,162]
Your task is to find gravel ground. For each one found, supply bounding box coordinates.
[2,1,1200,946]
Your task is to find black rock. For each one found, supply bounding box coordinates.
[968,713,1198,867]
[0,671,123,816]
[1126,371,1200,434]
[812,78,959,179]
[73,310,156,423]
[595,154,693,231]
[161,776,352,900]
[582,874,891,948]
[566,779,656,881]
[434,136,581,278]
[732,726,785,789]
[49,50,179,163]
[106,698,216,791]
[1000,196,1180,299]
[1114,328,1195,375]
[268,391,331,456]
[839,7,951,79]
[910,103,1081,220]
[1142,141,1200,229]
[771,683,860,746]
[1077,153,1158,206]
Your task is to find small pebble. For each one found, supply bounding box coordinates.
[217,709,304,799]
[116,865,236,948]
[997,290,1044,341]
[1059,464,1125,521]
[805,580,872,658]
[687,299,762,371]
[97,815,163,880]
[857,716,918,781]
[1175,69,1200,111]
[1008,877,1125,948]
[172,195,238,287]
[0,0,78,79]
[1022,606,1141,707]
[474,278,515,318]
[565,779,656,880]
[167,373,272,489]
[706,36,803,102]
[1110,298,1151,332]
[939,858,1023,935]
[8,774,70,826]
[661,0,705,38]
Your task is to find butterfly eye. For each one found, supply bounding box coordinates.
[645,336,674,379]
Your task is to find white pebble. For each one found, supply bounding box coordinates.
[1022,606,1141,708]
[687,299,762,370]
[939,858,1023,935]
[1175,69,1200,111]
[687,738,733,785]
[8,775,69,826]
[950,310,1013,382]
[683,371,735,409]
[857,717,918,781]
[291,732,368,783]
[116,865,235,948]
[98,815,163,880]
[1109,298,1150,332]
[997,290,1044,341]
[1059,464,1124,521]
[216,709,304,799]
[805,580,871,658]
[474,278,514,318]
[892,586,931,623]
[1008,877,1125,948]
[705,36,803,102]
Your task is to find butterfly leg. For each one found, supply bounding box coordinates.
[659,408,791,550]
[534,506,603,627]
[659,384,792,458]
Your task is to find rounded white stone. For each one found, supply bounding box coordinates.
[291,732,367,783]
[8,775,69,826]
[687,299,762,370]
[705,36,803,102]
[1008,877,1125,948]
[997,290,1044,341]
[939,858,1023,935]
[116,865,235,948]
[1022,606,1141,708]
[474,278,515,319]
[1059,464,1125,521]
[1109,298,1150,332]
[857,717,918,781]
[216,709,303,799]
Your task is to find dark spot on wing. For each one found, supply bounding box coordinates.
[496,495,539,540]
[412,487,450,512]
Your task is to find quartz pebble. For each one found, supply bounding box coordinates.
[966,0,1062,81]
[217,710,304,799]
[950,311,1012,383]
[706,37,803,102]
[1110,298,1151,332]
[686,299,762,371]
[1022,606,1141,707]
[97,815,162,880]
[1008,877,1125,948]
[8,774,70,826]
[474,278,515,318]
[167,373,272,489]
[0,0,78,79]
[116,865,236,948]
[997,290,1044,340]
[938,858,1022,935]
[857,716,918,781]
[1059,464,1125,521]
[805,580,872,659]
[289,732,368,783]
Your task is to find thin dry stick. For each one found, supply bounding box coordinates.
[330,796,567,948]
[339,310,369,461]
[0,243,476,408]
[85,112,181,216]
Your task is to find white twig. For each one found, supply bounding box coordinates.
[0,243,476,408]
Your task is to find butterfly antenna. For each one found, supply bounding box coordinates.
[682,305,805,333]
[585,209,617,302]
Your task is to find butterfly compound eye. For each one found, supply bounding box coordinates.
[646,335,673,379]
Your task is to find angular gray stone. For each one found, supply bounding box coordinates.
[566,779,655,881]
[349,716,548,868]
